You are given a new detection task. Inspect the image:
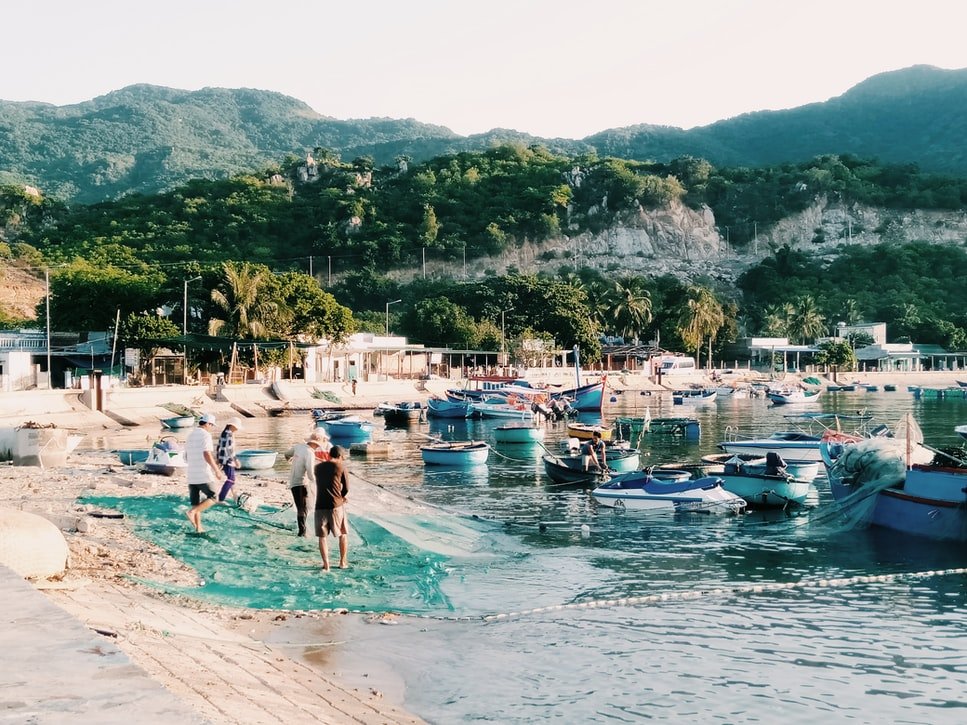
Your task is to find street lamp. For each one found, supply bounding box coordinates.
[500,308,512,367]
[385,299,402,336]
[183,276,202,334]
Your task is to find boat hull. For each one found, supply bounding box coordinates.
[715,472,813,508]
[718,441,823,462]
[236,450,278,470]
[318,418,375,440]
[161,416,196,429]
[117,449,150,465]
[426,398,473,418]
[828,469,967,542]
[592,474,746,513]
[494,425,546,444]
[421,442,490,466]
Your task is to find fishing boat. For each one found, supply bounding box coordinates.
[699,452,820,482]
[542,447,641,480]
[591,473,746,514]
[160,415,196,430]
[541,454,612,486]
[718,412,879,462]
[236,450,278,470]
[426,397,474,419]
[117,448,150,465]
[958,380,967,388]
[311,409,351,424]
[317,416,375,440]
[712,456,813,508]
[821,427,966,542]
[956,424,967,441]
[565,422,613,442]
[420,440,490,465]
[446,376,605,413]
[494,424,546,444]
[380,402,425,426]
[672,389,717,405]
[766,388,822,405]
[471,396,535,420]
[142,437,186,476]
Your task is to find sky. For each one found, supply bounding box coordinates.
[4,1,967,139]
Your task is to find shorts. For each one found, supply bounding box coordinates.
[314,506,348,538]
[189,483,217,506]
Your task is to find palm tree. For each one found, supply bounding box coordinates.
[762,303,792,336]
[786,296,826,344]
[607,277,653,342]
[676,286,724,369]
[208,262,277,339]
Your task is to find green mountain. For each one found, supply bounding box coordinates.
[2,65,967,204]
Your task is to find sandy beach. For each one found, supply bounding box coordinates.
[1,369,964,722]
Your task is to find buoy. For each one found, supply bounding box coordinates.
[580,524,591,538]
[610,396,618,403]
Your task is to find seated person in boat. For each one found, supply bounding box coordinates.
[765,451,788,476]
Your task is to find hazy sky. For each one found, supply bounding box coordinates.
[4,1,967,138]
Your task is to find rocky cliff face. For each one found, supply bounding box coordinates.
[440,196,967,286]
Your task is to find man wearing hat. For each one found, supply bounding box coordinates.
[185,413,225,532]
[284,429,330,537]
[216,416,244,502]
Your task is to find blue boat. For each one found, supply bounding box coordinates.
[426,397,474,419]
[161,415,196,430]
[822,434,967,542]
[420,440,490,466]
[317,416,375,441]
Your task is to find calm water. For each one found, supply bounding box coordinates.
[88,390,967,723]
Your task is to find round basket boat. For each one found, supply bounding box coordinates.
[117,449,150,466]
[236,449,278,470]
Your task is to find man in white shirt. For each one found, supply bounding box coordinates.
[185,413,225,533]
[284,429,329,536]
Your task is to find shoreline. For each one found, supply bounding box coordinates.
[0,449,425,723]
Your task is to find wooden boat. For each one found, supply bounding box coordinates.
[766,388,822,405]
[719,412,880,462]
[541,454,611,486]
[822,434,966,542]
[883,384,897,392]
[236,449,278,470]
[591,473,746,514]
[380,402,425,426]
[142,438,185,476]
[545,448,641,477]
[565,422,613,442]
[420,440,490,465]
[494,424,546,444]
[426,397,474,419]
[117,448,150,465]
[472,397,535,420]
[446,376,605,413]
[161,415,196,430]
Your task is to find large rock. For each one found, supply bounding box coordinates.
[0,508,71,579]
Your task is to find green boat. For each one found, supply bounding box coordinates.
[613,416,700,440]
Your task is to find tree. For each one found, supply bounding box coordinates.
[401,297,478,348]
[606,277,653,341]
[118,312,181,382]
[266,271,355,343]
[813,340,857,371]
[786,295,826,344]
[676,285,724,369]
[208,262,277,339]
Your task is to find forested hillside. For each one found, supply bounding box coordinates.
[3,66,967,204]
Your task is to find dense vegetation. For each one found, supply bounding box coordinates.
[4,66,967,205]
[2,143,966,371]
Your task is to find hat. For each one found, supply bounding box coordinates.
[199,413,216,425]
[307,429,329,445]
[226,416,243,430]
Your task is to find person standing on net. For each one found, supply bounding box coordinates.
[283,429,329,537]
[216,417,243,502]
[185,413,225,533]
[314,445,350,571]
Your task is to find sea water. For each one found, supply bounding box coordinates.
[85,390,967,722]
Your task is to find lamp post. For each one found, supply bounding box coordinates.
[385,299,402,336]
[500,308,512,368]
[183,276,202,334]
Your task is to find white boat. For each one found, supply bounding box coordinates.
[142,438,186,476]
[420,440,490,465]
[717,431,826,461]
[494,425,546,444]
[956,424,967,441]
[718,412,881,462]
[672,389,717,405]
[472,398,535,420]
[700,452,821,482]
[766,388,822,405]
[592,472,746,514]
